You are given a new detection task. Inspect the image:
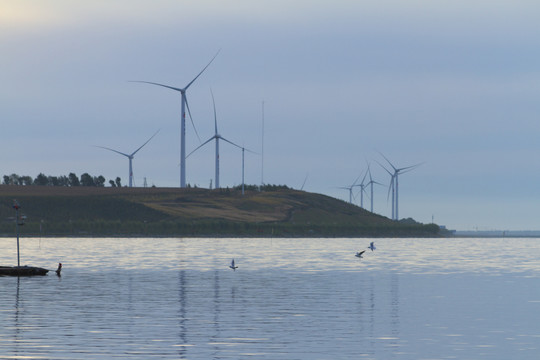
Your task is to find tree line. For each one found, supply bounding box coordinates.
[2,173,123,187]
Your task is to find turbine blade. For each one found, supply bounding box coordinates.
[184,49,221,90]
[376,160,393,176]
[377,151,397,171]
[300,173,309,190]
[351,173,362,187]
[131,129,160,156]
[184,95,202,143]
[129,81,183,93]
[95,145,130,158]
[242,147,259,155]
[220,136,242,150]
[398,162,424,174]
[369,168,374,182]
[186,136,215,158]
[360,168,369,185]
[386,176,395,201]
[210,88,218,135]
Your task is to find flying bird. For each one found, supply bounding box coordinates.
[368,242,376,251]
[355,250,366,258]
[229,259,238,271]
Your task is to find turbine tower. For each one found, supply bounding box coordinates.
[378,153,422,220]
[239,145,257,195]
[378,163,396,219]
[131,50,220,188]
[96,129,160,187]
[187,90,246,189]
[365,165,383,213]
[357,169,369,209]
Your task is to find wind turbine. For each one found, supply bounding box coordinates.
[378,153,422,220]
[356,169,369,209]
[96,129,160,187]
[365,165,383,213]
[339,174,362,204]
[131,50,220,188]
[239,145,258,195]
[187,90,248,189]
[378,163,396,219]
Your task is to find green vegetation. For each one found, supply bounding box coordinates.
[0,185,440,238]
[3,172,111,187]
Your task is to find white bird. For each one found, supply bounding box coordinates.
[355,250,366,258]
[368,242,376,251]
[229,259,238,271]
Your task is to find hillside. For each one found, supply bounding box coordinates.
[0,185,440,237]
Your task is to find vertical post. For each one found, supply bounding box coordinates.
[370,183,374,213]
[395,174,399,221]
[242,147,245,196]
[215,138,220,189]
[13,200,20,267]
[261,101,264,188]
[16,209,20,267]
[180,92,187,188]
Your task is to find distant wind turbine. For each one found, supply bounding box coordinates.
[378,164,396,219]
[187,90,252,189]
[239,145,258,195]
[96,129,160,187]
[365,165,383,213]
[131,50,220,188]
[300,173,309,191]
[356,169,369,209]
[377,152,422,220]
[339,174,362,204]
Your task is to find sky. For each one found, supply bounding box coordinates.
[1,0,540,231]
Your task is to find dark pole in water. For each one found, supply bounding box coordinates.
[13,200,21,267]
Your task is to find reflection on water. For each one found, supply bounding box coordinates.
[0,237,540,359]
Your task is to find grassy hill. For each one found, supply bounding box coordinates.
[0,185,440,237]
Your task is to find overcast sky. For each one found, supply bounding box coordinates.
[2,1,540,231]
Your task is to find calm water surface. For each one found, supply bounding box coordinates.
[1,237,540,359]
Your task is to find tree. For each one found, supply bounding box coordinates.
[80,173,95,186]
[94,175,105,187]
[68,173,80,186]
[20,176,33,185]
[47,176,60,186]
[115,177,122,187]
[6,174,20,185]
[109,180,116,187]
[57,175,69,186]
[34,173,49,186]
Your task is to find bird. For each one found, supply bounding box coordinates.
[55,263,62,276]
[355,250,366,258]
[368,242,376,251]
[229,259,238,271]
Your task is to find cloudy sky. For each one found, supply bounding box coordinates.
[2,1,540,231]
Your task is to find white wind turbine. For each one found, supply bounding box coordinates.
[356,169,369,209]
[131,50,220,188]
[378,153,422,220]
[339,174,362,204]
[96,129,160,187]
[239,145,258,195]
[365,165,383,213]
[378,163,396,219]
[187,90,250,189]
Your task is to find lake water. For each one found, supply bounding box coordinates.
[1,237,540,359]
